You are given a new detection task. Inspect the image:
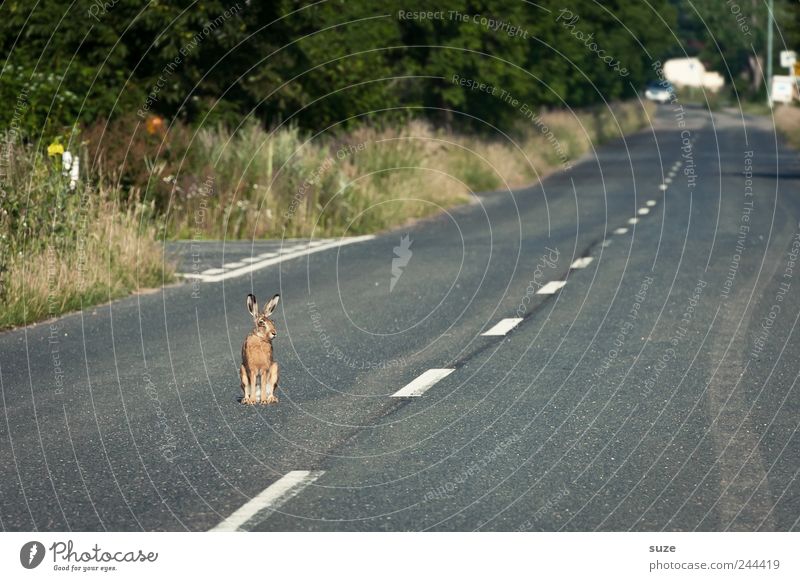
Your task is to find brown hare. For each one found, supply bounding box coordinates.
[240,293,280,405]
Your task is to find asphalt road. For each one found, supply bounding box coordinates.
[1,105,798,531]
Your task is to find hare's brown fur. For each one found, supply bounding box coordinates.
[241,293,280,405]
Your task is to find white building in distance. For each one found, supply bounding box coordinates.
[663,58,725,93]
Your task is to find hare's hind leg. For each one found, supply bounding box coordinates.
[263,362,279,404]
[258,368,269,404]
[245,368,259,405]
[240,364,250,404]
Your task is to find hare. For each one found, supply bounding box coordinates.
[240,293,281,405]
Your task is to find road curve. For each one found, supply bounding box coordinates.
[1,105,798,531]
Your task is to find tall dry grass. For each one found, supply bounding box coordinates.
[161,100,653,240]
[1,100,652,329]
[0,139,172,330]
[774,104,800,150]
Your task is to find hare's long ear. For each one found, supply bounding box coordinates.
[263,294,280,316]
[246,294,259,320]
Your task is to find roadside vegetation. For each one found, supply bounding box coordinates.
[774,105,800,149]
[0,139,171,329]
[109,101,653,240]
[2,0,796,329]
[0,101,652,329]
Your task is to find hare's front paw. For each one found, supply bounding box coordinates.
[264,395,279,405]
[241,396,254,405]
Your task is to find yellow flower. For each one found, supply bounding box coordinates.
[47,142,65,157]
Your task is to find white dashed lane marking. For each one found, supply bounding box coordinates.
[570,257,594,269]
[638,207,650,215]
[482,318,524,336]
[646,200,657,207]
[181,236,375,282]
[659,184,668,191]
[628,217,639,225]
[391,369,455,398]
[613,227,629,235]
[210,470,325,532]
[536,280,567,295]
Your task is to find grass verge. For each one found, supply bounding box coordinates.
[150,100,655,239]
[2,100,653,330]
[774,104,800,149]
[0,140,173,330]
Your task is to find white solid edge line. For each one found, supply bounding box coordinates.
[536,280,567,295]
[482,318,524,336]
[185,236,376,282]
[570,257,594,269]
[391,368,455,398]
[613,227,629,235]
[646,200,657,207]
[638,207,651,215]
[210,470,325,532]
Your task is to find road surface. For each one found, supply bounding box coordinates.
[1,105,798,531]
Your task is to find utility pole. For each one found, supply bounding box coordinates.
[767,0,774,106]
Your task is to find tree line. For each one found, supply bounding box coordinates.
[1,0,796,139]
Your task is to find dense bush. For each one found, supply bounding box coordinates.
[1,0,678,141]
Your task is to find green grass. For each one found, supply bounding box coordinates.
[738,101,774,117]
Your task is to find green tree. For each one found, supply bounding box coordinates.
[1,0,679,137]
[668,0,797,98]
